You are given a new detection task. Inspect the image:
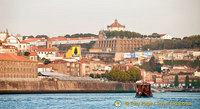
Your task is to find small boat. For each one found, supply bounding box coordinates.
[135,82,153,97]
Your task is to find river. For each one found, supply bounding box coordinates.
[0,92,200,109]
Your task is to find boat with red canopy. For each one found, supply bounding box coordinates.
[135,82,153,97]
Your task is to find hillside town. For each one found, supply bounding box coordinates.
[0,19,200,89]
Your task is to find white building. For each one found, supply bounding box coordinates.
[107,19,125,31]
[160,34,173,40]
[22,37,98,47]
[4,35,30,52]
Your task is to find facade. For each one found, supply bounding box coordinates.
[29,52,38,61]
[94,31,162,52]
[89,58,105,75]
[49,59,80,76]
[32,47,59,60]
[38,64,52,72]
[79,57,90,76]
[0,53,38,78]
[107,19,125,31]
[0,45,18,55]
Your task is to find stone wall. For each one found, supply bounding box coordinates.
[0,80,136,93]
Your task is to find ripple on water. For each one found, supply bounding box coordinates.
[0,92,200,109]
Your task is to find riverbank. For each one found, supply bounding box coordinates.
[153,88,200,92]
[0,79,136,94]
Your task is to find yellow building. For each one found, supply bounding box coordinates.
[66,49,73,58]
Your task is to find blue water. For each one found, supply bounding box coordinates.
[0,92,200,109]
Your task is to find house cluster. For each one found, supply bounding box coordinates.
[153,49,200,64]
[0,19,199,85]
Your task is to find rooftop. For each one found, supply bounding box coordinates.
[0,53,31,61]
[108,19,125,27]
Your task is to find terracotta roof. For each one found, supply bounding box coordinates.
[50,37,98,41]
[31,46,43,50]
[109,19,125,27]
[0,41,6,43]
[0,45,17,49]
[22,38,46,43]
[0,53,31,61]
[160,34,167,37]
[51,37,67,41]
[29,52,37,56]
[80,57,90,63]
[47,52,53,55]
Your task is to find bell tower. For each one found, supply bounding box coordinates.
[98,30,105,40]
[46,38,52,49]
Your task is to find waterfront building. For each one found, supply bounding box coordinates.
[107,19,125,31]
[49,59,80,76]
[94,31,162,52]
[38,63,52,72]
[0,53,38,78]
[89,58,106,75]
[79,57,90,76]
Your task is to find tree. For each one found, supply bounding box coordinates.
[126,67,141,82]
[191,79,195,87]
[64,33,97,38]
[23,35,34,40]
[44,59,51,65]
[89,74,94,78]
[185,75,189,88]
[24,52,30,56]
[96,74,101,78]
[36,35,48,39]
[86,41,96,51]
[197,79,200,87]
[174,75,179,87]
[142,35,200,50]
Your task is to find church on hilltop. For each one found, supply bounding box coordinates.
[107,19,125,31]
[0,29,29,53]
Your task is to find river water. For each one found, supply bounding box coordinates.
[0,92,200,109]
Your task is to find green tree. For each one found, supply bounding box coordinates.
[96,74,101,78]
[185,75,189,88]
[89,74,94,78]
[105,67,141,82]
[24,52,30,56]
[44,59,51,65]
[174,75,179,87]
[191,79,195,87]
[126,67,141,82]
[36,35,48,39]
[197,79,200,87]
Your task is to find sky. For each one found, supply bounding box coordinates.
[0,0,200,38]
